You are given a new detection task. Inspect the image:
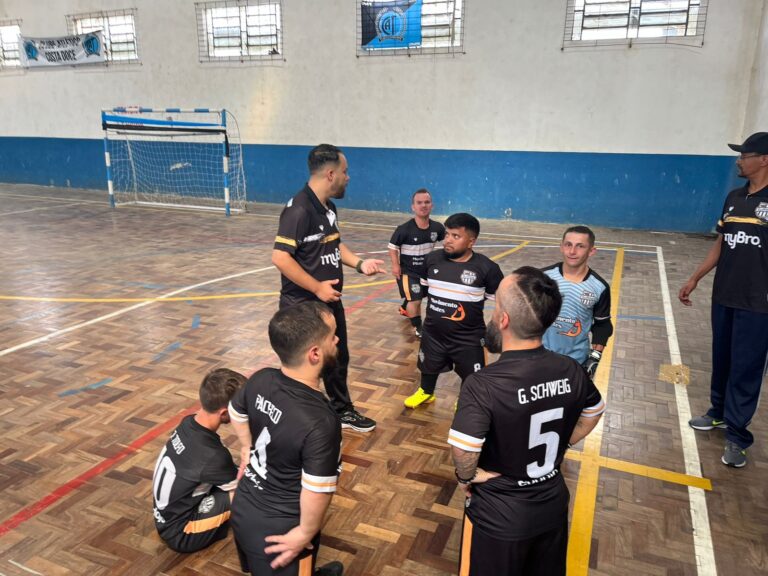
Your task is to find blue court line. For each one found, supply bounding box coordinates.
[58,377,113,397]
[153,342,182,363]
[617,314,665,322]
[191,314,201,329]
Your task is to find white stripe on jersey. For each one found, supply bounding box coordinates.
[218,478,238,492]
[301,470,338,493]
[581,399,606,418]
[228,401,249,423]
[447,429,485,452]
[398,243,436,257]
[428,278,487,302]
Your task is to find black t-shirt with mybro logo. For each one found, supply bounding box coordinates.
[422,250,504,348]
[713,185,768,313]
[274,185,343,306]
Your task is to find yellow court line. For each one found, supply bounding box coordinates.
[0,279,394,304]
[565,451,712,491]
[490,241,529,261]
[566,247,624,576]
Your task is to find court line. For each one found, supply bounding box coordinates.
[0,193,106,205]
[656,246,716,575]
[0,203,82,217]
[566,247,624,575]
[0,405,198,538]
[0,266,275,358]
[565,451,712,491]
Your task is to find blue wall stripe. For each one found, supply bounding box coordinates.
[0,137,740,232]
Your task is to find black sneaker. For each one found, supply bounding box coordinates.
[339,409,376,432]
[315,561,344,576]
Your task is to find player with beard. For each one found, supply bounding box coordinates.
[404,213,504,408]
[229,301,344,576]
[272,144,384,433]
[388,188,446,338]
[449,267,605,576]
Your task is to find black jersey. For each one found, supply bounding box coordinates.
[713,184,768,313]
[422,250,504,347]
[274,185,344,306]
[229,368,341,519]
[152,415,237,539]
[388,219,445,278]
[449,347,605,540]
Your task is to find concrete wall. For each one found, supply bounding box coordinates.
[0,0,763,231]
[745,0,768,133]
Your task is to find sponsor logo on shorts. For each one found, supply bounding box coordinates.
[418,350,425,363]
[724,231,762,249]
[756,202,768,222]
[198,495,216,514]
[580,291,597,307]
[460,270,477,285]
[153,507,166,524]
[411,283,421,294]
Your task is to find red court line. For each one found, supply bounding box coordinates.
[344,283,395,314]
[0,405,198,538]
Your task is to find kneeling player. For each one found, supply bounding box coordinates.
[152,368,246,553]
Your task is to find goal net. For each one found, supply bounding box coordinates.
[102,108,246,215]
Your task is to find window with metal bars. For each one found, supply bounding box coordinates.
[563,0,708,48]
[66,9,139,63]
[357,0,465,57]
[0,20,22,70]
[196,0,283,63]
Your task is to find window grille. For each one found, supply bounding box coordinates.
[66,8,139,63]
[0,20,22,69]
[563,0,708,48]
[196,0,283,63]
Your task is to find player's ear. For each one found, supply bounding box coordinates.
[589,245,597,257]
[500,311,510,330]
[307,344,322,366]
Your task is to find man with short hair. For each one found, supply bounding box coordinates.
[229,301,344,576]
[449,267,605,576]
[152,368,246,554]
[679,132,768,468]
[272,144,384,433]
[388,188,446,338]
[541,225,613,379]
[404,212,504,408]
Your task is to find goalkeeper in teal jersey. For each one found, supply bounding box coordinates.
[541,226,613,379]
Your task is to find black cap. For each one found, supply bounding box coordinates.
[728,132,768,154]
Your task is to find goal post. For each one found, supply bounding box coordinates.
[101,107,246,215]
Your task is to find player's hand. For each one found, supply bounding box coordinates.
[457,467,500,497]
[584,349,602,380]
[264,526,315,569]
[678,279,697,306]
[315,279,342,303]
[360,259,386,276]
[237,447,251,480]
[392,263,402,280]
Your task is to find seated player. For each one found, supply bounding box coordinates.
[541,225,613,379]
[388,188,446,337]
[229,301,344,576]
[404,213,504,408]
[152,368,246,553]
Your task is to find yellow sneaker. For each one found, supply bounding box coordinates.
[404,388,436,409]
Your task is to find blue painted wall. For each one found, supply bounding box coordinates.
[0,137,740,232]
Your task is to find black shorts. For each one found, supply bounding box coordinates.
[459,515,567,576]
[232,505,320,576]
[396,272,426,302]
[417,330,486,379]
[160,488,231,554]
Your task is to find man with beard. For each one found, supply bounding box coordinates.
[404,213,504,408]
[449,267,605,576]
[229,302,344,576]
[679,132,768,468]
[272,144,383,433]
[388,188,446,338]
[541,226,613,380]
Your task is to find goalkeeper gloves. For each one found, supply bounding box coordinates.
[584,349,602,379]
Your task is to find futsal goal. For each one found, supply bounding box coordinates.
[101,107,246,215]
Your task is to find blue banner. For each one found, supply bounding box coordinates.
[361,1,423,50]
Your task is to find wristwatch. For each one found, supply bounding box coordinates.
[455,468,477,485]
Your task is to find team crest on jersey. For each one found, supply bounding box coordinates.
[580,291,597,307]
[460,270,477,285]
[755,202,768,222]
[430,232,438,241]
[433,268,439,274]
[198,495,216,514]
[411,283,421,294]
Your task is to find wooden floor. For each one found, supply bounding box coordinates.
[0,184,765,576]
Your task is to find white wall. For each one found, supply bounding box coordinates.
[745,0,768,133]
[0,0,764,155]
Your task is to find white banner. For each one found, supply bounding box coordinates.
[20,31,106,67]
